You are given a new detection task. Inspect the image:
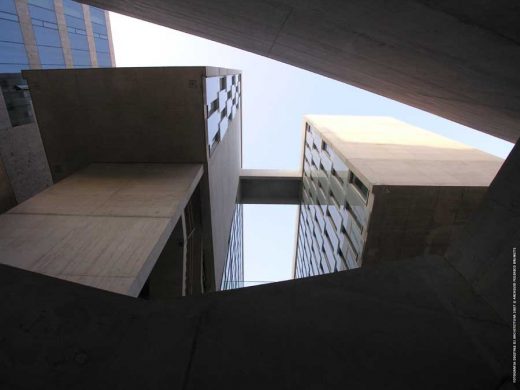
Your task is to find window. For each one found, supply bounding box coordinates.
[331,167,344,185]
[68,32,89,50]
[28,0,54,8]
[96,51,111,67]
[33,25,61,47]
[94,37,109,53]
[0,41,29,64]
[92,21,107,35]
[63,0,83,18]
[0,0,17,14]
[65,14,86,30]
[38,45,65,66]
[89,7,106,25]
[344,199,363,232]
[349,172,369,203]
[0,18,24,43]
[71,49,90,66]
[28,5,56,23]
[321,140,330,154]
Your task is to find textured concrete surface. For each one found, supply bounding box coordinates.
[0,163,203,296]
[446,140,520,324]
[0,254,511,389]
[0,157,16,213]
[23,67,209,182]
[366,185,489,265]
[0,89,10,130]
[83,0,520,142]
[0,122,52,203]
[306,115,504,187]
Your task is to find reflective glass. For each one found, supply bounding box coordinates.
[96,51,111,67]
[94,37,109,53]
[38,45,65,65]
[89,7,105,25]
[0,18,24,43]
[33,25,61,47]
[0,11,18,21]
[28,0,54,9]
[91,22,106,35]
[0,41,28,64]
[65,14,85,30]
[71,49,90,66]
[62,0,83,18]
[28,5,56,22]
[0,0,17,14]
[68,32,88,50]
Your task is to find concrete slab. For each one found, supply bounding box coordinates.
[0,163,203,296]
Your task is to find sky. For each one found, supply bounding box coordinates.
[109,12,514,286]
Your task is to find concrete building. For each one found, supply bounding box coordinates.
[295,116,504,278]
[0,0,116,209]
[0,66,244,297]
[0,1,517,387]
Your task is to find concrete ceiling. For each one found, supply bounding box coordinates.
[82,0,520,143]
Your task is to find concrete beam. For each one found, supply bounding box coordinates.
[81,0,520,142]
[239,169,301,204]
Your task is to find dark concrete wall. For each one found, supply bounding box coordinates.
[0,254,511,389]
[365,185,489,265]
[0,122,52,203]
[23,67,208,182]
[81,0,520,143]
[445,141,520,324]
[0,158,16,213]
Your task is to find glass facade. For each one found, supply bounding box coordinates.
[0,0,114,127]
[0,0,29,73]
[294,123,369,279]
[63,0,90,67]
[0,0,113,73]
[221,204,244,290]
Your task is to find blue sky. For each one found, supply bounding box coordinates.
[109,12,514,286]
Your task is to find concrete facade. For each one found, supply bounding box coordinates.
[22,66,244,291]
[80,0,520,143]
[295,116,504,278]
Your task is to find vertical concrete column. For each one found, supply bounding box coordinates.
[81,4,98,67]
[54,0,73,68]
[14,0,41,68]
[181,212,188,296]
[105,11,116,66]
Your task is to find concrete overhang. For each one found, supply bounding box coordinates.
[81,0,520,142]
